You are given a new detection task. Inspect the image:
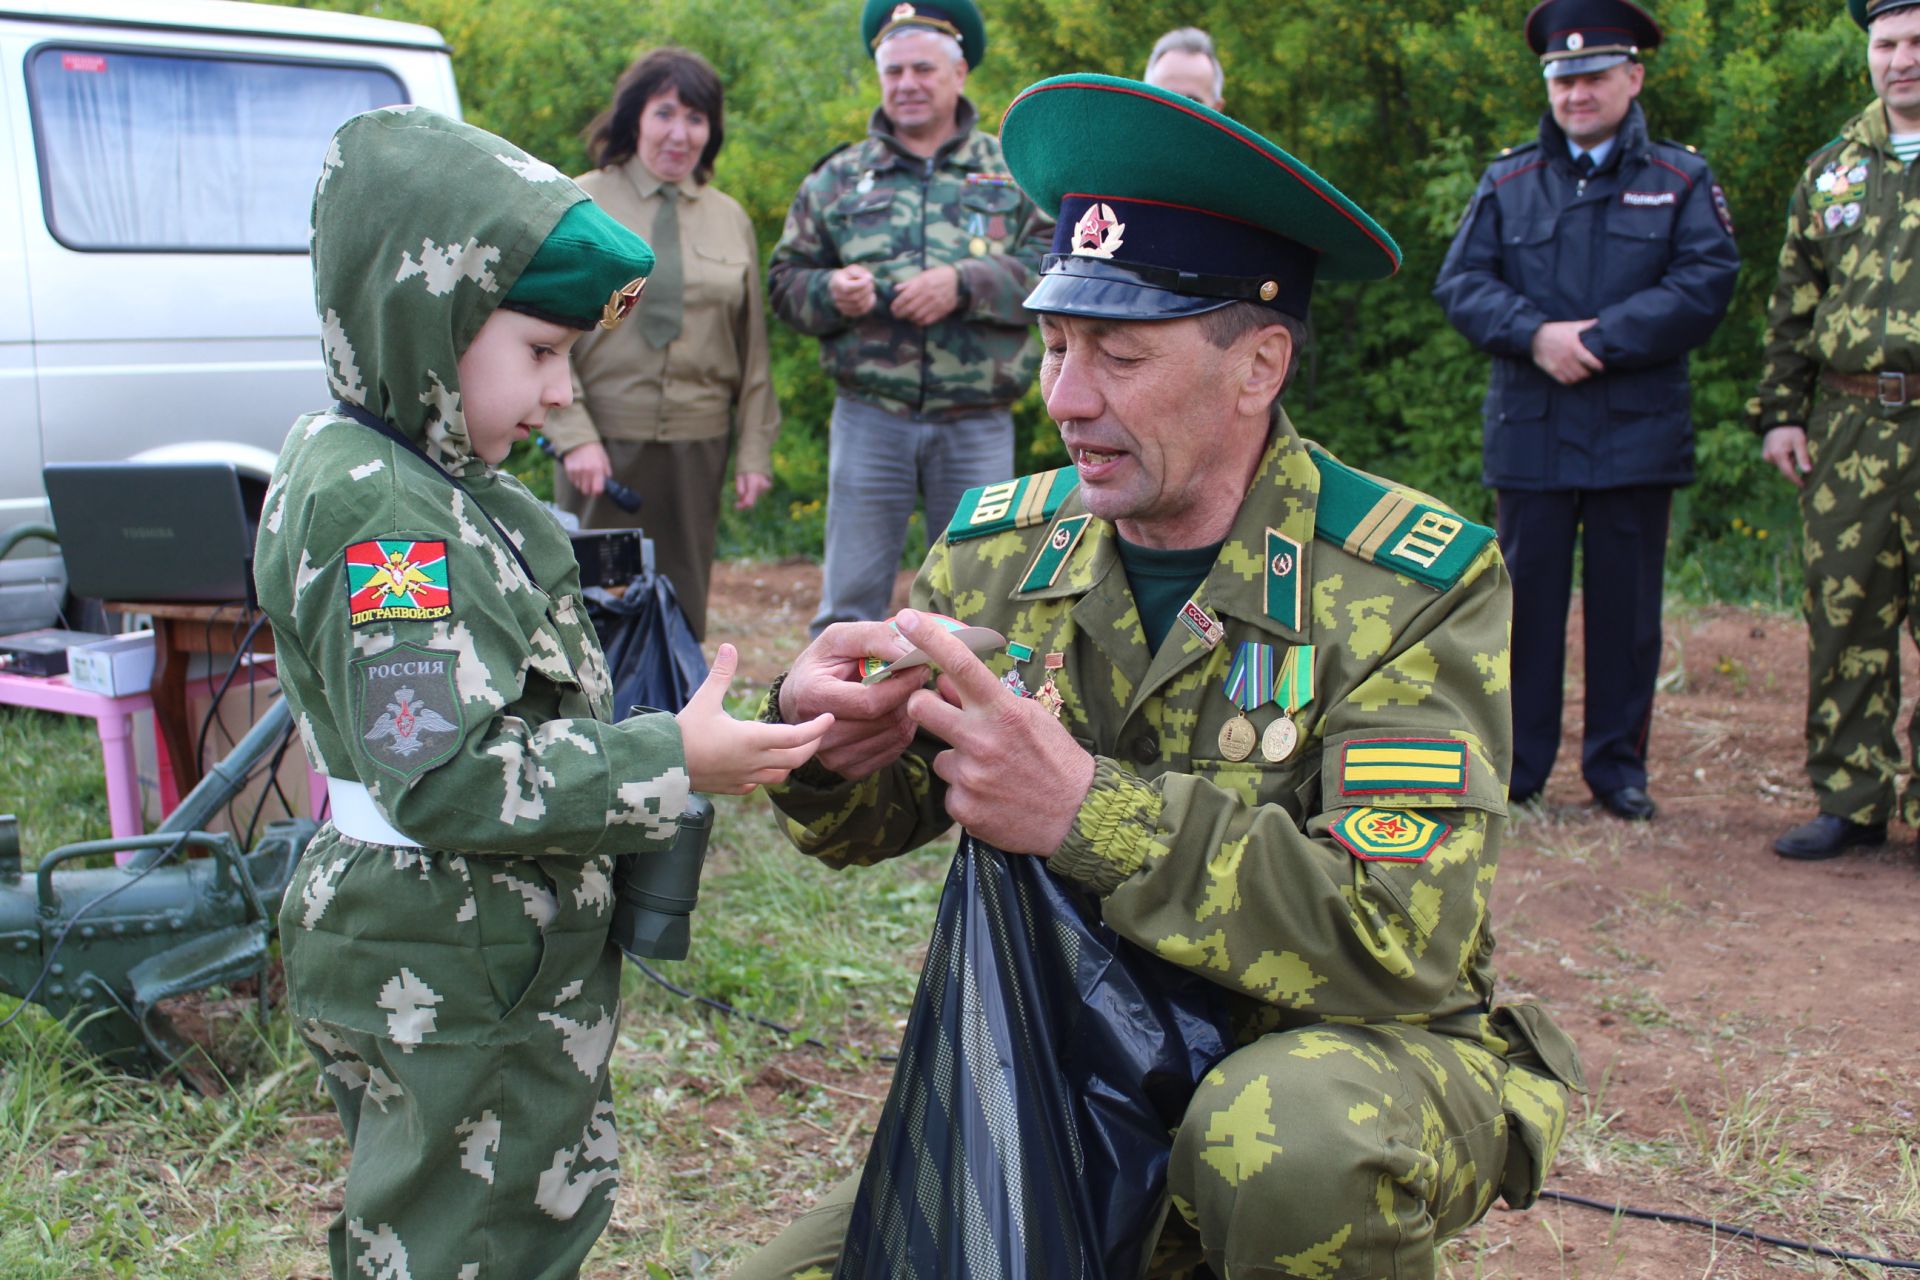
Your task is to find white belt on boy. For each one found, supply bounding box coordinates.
[323,776,422,847]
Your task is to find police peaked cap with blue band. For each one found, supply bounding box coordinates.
[1000,75,1400,322]
[1525,0,1661,79]
[1852,0,1920,27]
[862,0,987,66]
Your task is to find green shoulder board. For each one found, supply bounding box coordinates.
[1311,454,1493,591]
[946,468,1078,542]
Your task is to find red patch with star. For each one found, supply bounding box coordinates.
[345,539,453,627]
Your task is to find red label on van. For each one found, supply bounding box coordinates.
[61,54,108,73]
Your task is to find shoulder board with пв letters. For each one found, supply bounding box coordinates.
[1310,454,1493,591]
[945,467,1078,542]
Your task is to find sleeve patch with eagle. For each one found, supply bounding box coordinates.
[352,642,463,780]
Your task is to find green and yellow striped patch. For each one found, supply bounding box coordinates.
[1338,738,1468,797]
[1328,807,1451,862]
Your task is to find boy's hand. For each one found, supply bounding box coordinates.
[779,621,922,780]
[677,644,832,795]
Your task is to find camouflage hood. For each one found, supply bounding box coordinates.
[310,107,589,478]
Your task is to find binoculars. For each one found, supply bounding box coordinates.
[608,792,714,961]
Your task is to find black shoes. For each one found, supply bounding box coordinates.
[1772,813,1887,860]
[1594,786,1657,822]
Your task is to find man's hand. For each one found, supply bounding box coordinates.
[895,610,1096,856]
[891,265,962,327]
[1530,319,1605,385]
[778,621,922,779]
[828,265,878,318]
[675,645,832,795]
[1761,425,1812,488]
[562,441,613,498]
[734,471,773,510]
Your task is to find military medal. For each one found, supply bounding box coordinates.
[968,212,988,256]
[1262,644,1316,762]
[1218,715,1256,762]
[1220,641,1274,762]
[1035,651,1065,718]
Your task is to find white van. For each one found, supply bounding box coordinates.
[0,0,459,630]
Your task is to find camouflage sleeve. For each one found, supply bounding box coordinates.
[1747,173,1825,433]
[1583,163,1740,369]
[1049,545,1512,1019]
[290,466,689,857]
[767,168,851,339]
[1432,171,1550,360]
[954,197,1052,327]
[762,540,961,864]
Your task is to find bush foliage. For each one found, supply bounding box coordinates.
[286,0,1857,595]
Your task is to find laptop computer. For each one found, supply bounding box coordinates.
[44,461,259,605]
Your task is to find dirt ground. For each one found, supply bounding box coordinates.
[705,561,1920,1278]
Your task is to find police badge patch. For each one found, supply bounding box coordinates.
[352,642,462,780]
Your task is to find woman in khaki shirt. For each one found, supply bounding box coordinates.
[548,47,779,639]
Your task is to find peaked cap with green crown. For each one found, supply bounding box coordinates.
[861,0,986,65]
[999,75,1399,321]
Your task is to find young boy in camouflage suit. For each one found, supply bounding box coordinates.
[254,107,831,1280]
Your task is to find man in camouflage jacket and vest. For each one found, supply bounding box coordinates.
[256,108,826,1280]
[738,76,1582,1280]
[1753,0,1920,860]
[769,0,1051,636]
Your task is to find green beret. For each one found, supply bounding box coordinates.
[861,0,986,67]
[1852,0,1920,26]
[503,199,654,331]
[1001,74,1398,322]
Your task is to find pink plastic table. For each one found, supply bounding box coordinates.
[0,668,323,840]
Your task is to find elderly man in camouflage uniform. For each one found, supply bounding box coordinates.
[769,0,1051,636]
[1753,0,1920,860]
[257,108,826,1280]
[738,75,1583,1280]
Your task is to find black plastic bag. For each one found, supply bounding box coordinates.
[584,557,708,715]
[836,835,1236,1280]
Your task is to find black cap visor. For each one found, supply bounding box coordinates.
[1024,255,1311,321]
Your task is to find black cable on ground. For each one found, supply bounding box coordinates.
[1538,1189,1920,1270]
[628,957,896,1064]
[629,965,1919,1270]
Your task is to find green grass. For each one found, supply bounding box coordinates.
[0,706,116,856]
[0,786,945,1278]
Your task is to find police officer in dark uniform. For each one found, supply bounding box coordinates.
[1434,0,1739,820]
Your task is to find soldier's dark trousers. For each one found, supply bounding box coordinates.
[727,1024,1570,1280]
[1797,394,1920,826]
[1496,486,1671,798]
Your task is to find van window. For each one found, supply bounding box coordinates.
[27,47,406,253]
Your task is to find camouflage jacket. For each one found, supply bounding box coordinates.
[767,420,1581,1095]
[1750,100,1920,431]
[255,107,691,858]
[767,98,1051,417]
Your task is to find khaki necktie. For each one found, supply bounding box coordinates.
[639,187,682,349]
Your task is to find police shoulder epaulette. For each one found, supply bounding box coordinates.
[806,140,856,176]
[945,468,1078,542]
[1495,139,1539,160]
[1310,454,1494,592]
[1660,138,1703,157]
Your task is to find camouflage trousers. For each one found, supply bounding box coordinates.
[281,831,627,1280]
[1798,394,1920,826]
[729,1023,1571,1280]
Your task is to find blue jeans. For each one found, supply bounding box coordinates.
[811,396,1014,634]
